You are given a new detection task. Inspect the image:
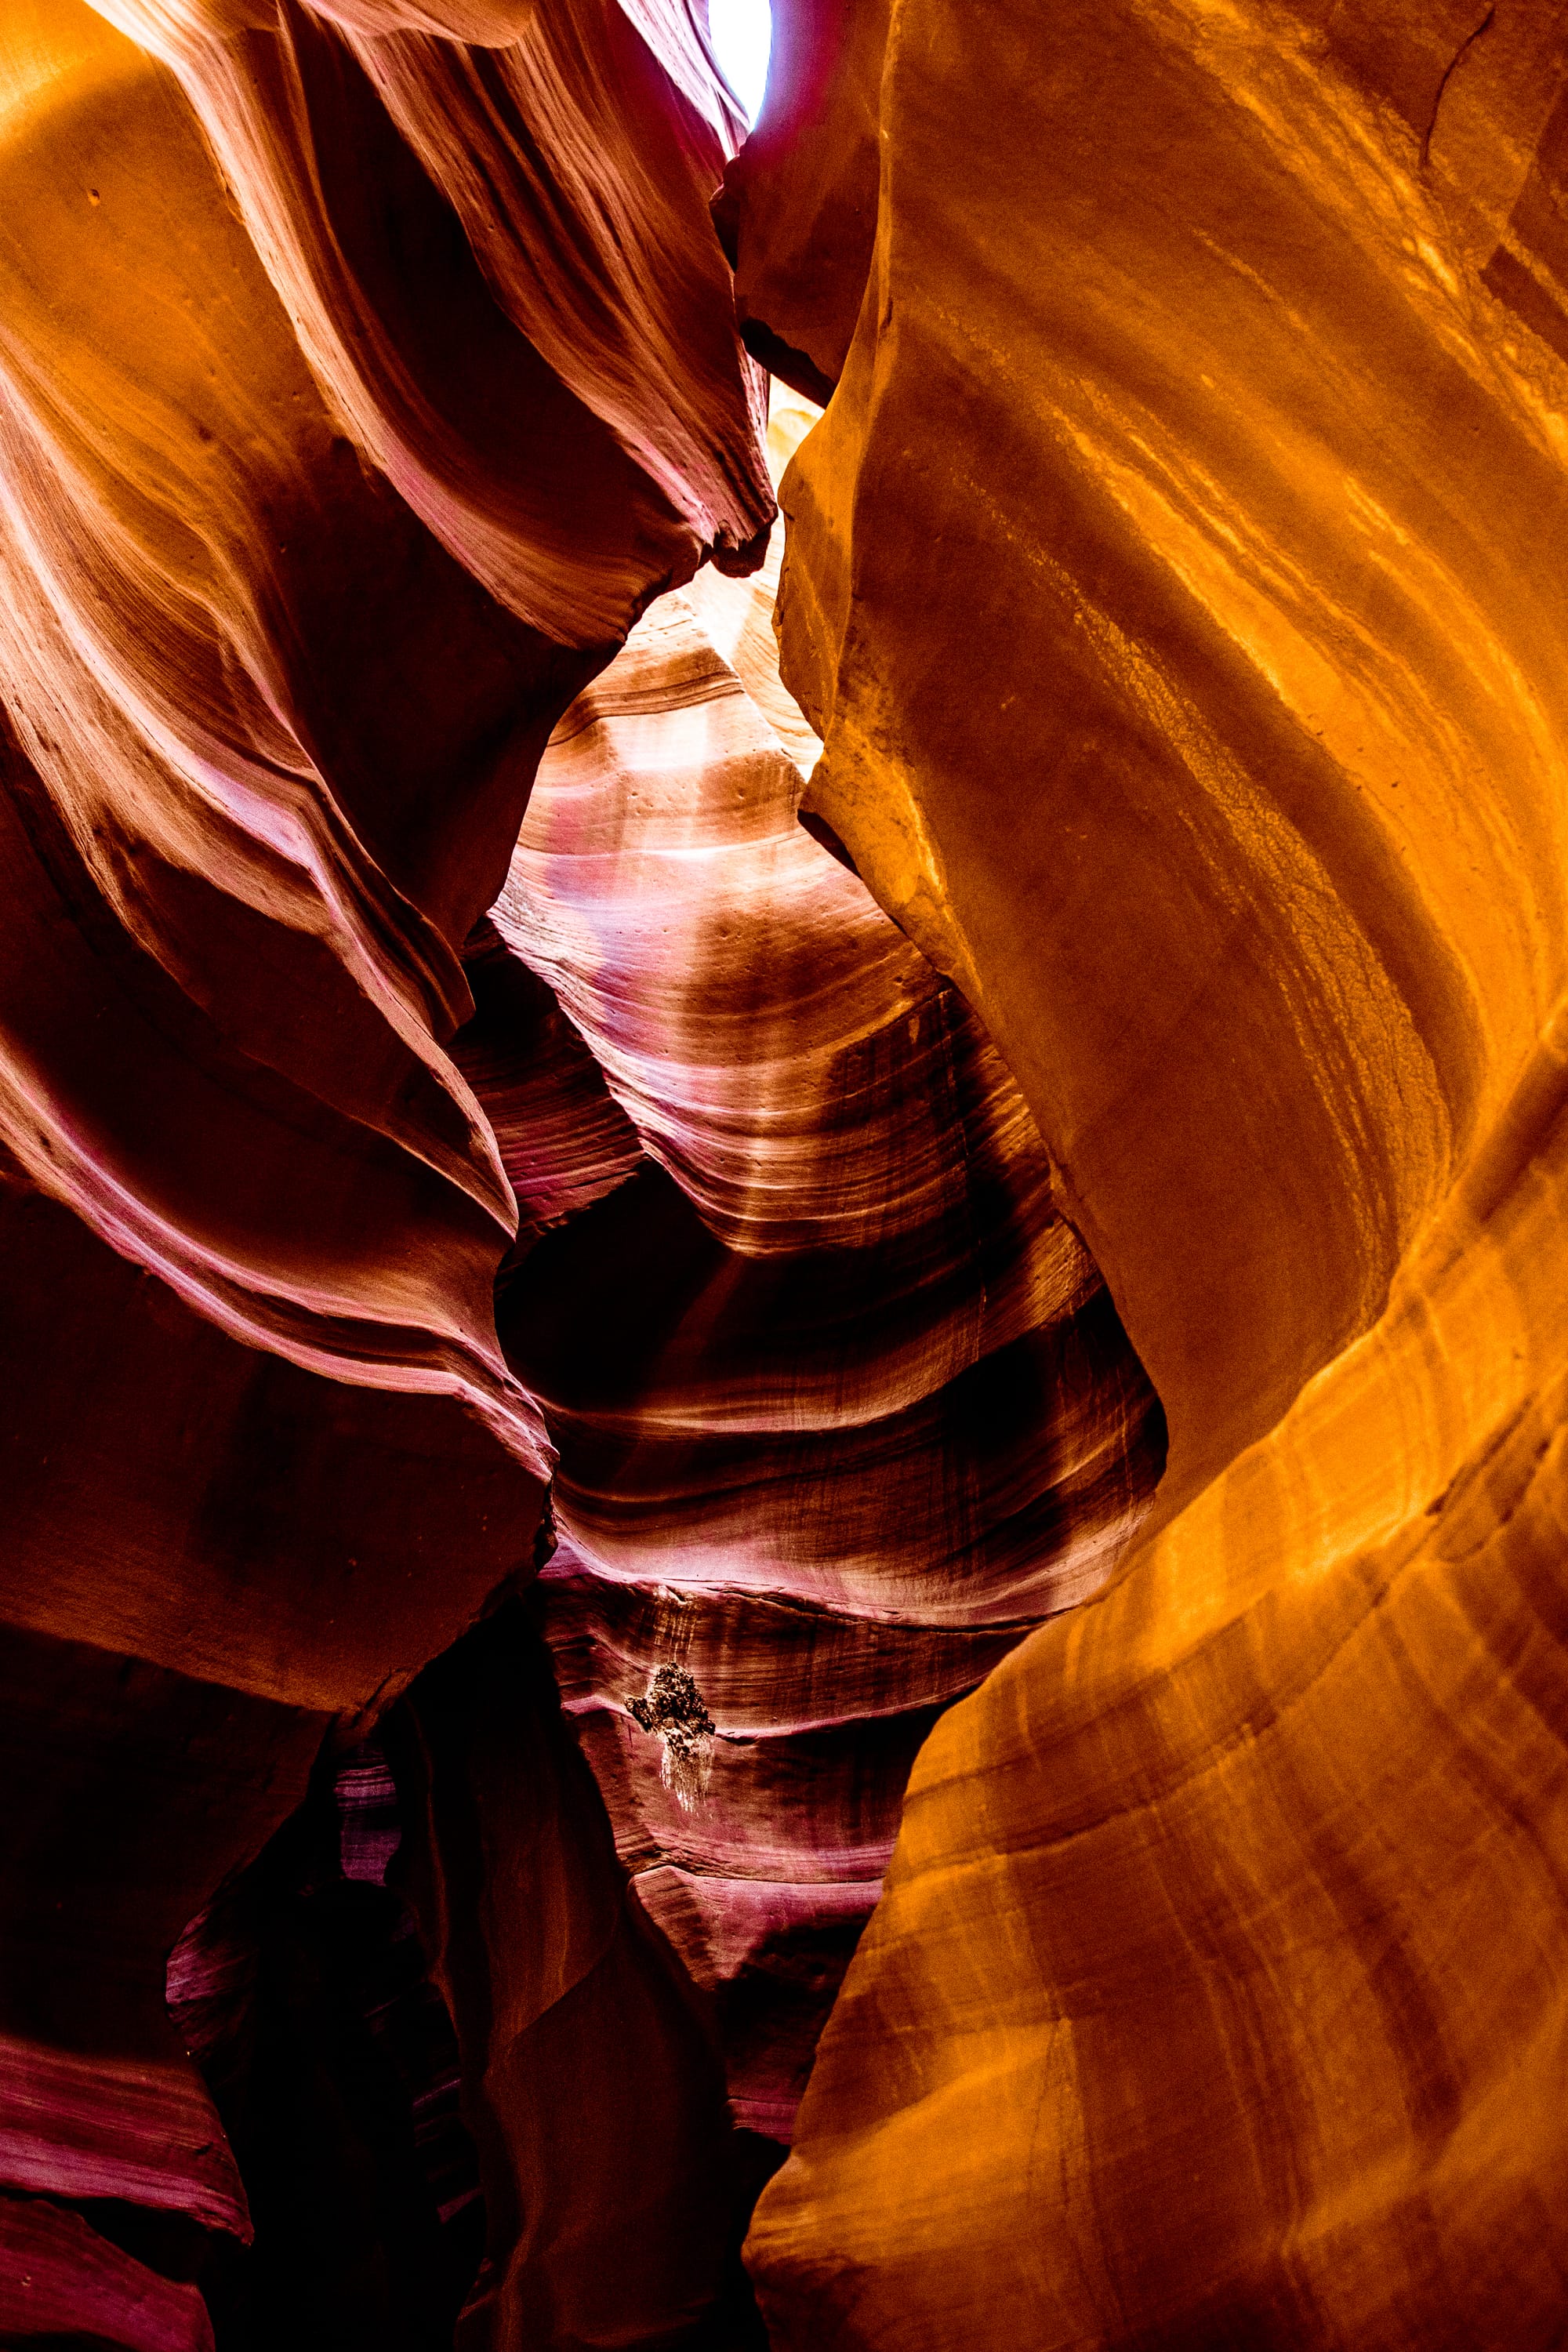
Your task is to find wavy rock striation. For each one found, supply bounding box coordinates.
[7,0,1551,2342]
[481,553,1162,2137]
[728,1,1568,2343]
[0,0,775,2339]
[0,0,1161,2335]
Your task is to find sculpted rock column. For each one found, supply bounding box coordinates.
[0,0,768,2336]
[729,0,1568,1506]
[483,564,1163,2143]
[735,1,1568,2344]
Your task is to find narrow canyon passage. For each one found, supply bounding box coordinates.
[155,413,1167,2343]
[2,0,1567,2347]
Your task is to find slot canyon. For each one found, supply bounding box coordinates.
[1,0,1566,2343]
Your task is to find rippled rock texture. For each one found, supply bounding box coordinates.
[0,0,774,2337]
[495,562,1160,2143]
[0,0,1164,2340]
[5,0,1567,2344]
[724,1,1568,2345]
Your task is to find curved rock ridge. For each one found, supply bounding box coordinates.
[750,972,1568,2351]
[0,0,786,1675]
[711,0,885,406]
[455,915,646,1250]
[0,0,571,1496]
[0,0,775,2339]
[0,2194,218,2352]
[739,0,1568,1511]
[480,568,1163,2133]
[0,0,782,1501]
[721,0,1568,2340]
[90,0,774,640]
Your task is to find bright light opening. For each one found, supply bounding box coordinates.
[709,0,771,124]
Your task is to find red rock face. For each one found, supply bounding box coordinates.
[0,0,775,2336]
[486,566,1163,2140]
[0,1,1160,2338]
[728,3,1568,2345]
[8,0,1564,2346]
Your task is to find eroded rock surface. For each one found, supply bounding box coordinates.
[4,0,1565,2344]
[487,557,1162,2139]
[0,0,772,2337]
[724,2,1568,2344]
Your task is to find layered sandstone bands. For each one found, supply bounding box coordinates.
[0,1,770,2338]
[0,3,1163,2340]
[3,0,1564,2344]
[488,574,1160,2135]
[730,2,1568,2343]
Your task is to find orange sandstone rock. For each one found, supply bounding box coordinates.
[739,1,1568,2342]
[750,0,1568,1504]
[0,0,773,2332]
[479,544,1164,2140]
